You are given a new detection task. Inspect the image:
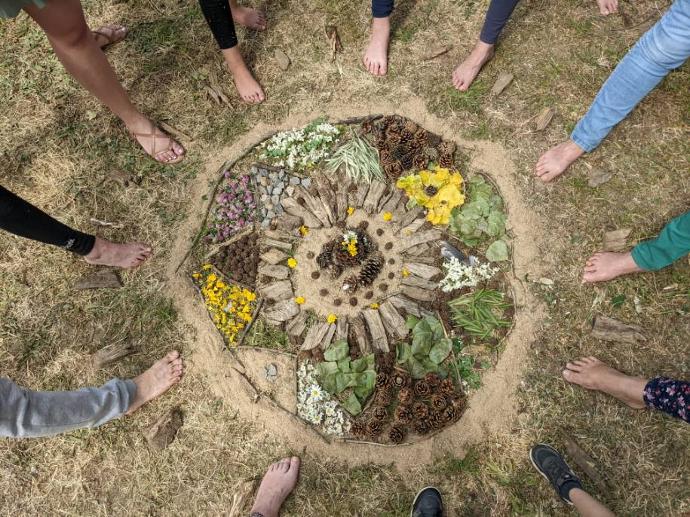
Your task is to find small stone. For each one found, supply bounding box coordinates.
[307,251,315,259]
[364,291,374,300]
[259,176,269,186]
[265,202,274,210]
[274,49,291,71]
[290,177,300,185]
[261,219,271,228]
[286,186,295,196]
[275,181,284,191]
[275,205,284,215]
[266,210,276,219]
[388,272,395,280]
[265,363,278,382]
[349,297,358,306]
[271,194,280,205]
[301,178,311,188]
[388,258,395,265]
[384,242,393,250]
[319,288,329,296]
[269,172,277,180]
[376,229,384,236]
[334,298,342,306]
[261,194,270,202]
[311,271,321,280]
[379,283,389,292]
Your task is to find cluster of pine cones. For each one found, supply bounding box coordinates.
[361,115,457,181]
[316,225,375,280]
[349,354,464,444]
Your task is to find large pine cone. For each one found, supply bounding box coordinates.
[414,379,432,398]
[376,387,394,406]
[392,372,410,389]
[413,402,430,419]
[372,406,388,422]
[388,425,406,444]
[398,387,414,405]
[350,420,367,437]
[394,404,412,424]
[366,419,383,437]
[376,372,391,389]
[358,253,384,286]
[439,378,456,397]
[431,394,448,411]
[414,418,431,435]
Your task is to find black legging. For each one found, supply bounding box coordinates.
[480,0,521,45]
[0,185,95,256]
[199,0,238,50]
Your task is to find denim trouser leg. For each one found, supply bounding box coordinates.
[571,0,690,152]
[0,378,136,438]
[372,0,394,18]
[631,211,690,271]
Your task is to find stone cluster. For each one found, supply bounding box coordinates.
[253,165,312,227]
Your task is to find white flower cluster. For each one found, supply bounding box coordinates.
[342,230,358,242]
[261,123,341,170]
[440,257,498,292]
[296,362,350,436]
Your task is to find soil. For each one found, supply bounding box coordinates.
[211,231,259,287]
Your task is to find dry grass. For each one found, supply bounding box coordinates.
[1,0,689,515]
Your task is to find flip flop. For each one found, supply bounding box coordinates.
[130,124,185,165]
[92,24,128,50]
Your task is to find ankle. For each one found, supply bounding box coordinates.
[372,16,391,33]
[222,47,250,75]
[471,41,495,59]
[85,237,106,259]
[565,139,586,157]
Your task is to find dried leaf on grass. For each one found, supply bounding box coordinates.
[227,479,256,517]
[565,437,609,492]
[91,340,136,368]
[274,49,291,71]
[534,107,555,131]
[490,72,514,96]
[422,45,452,61]
[74,270,123,290]
[145,407,184,450]
[325,25,343,62]
[588,168,613,187]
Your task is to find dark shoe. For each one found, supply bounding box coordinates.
[411,486,443,517]
[530,443,583,505]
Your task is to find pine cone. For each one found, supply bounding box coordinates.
[384,161,403,180]
[413,402,430,419]
[429,410,444,429]
[327,264,343,279]
[413,154,428,170]
[439,153,454,169]
[414,418,431,435]
[379,149,393,165]
[431,394,448,411]
[376,387,394,407]
[426,132,442,147]
[360,118,376,135]
[316,248,333,269]
[372,405,388,422]
[400,129,414,144]
[398,387,414,405]
[353,228,374,256]
[358,253,384,286]
[385,131,401,147]
[439,378,456,396]
[311,348,325,363]
[376,372,391,389]
[403,120,419,134]
[414,379,432,398]
[388,425,406,444]
[366,419,383,437]
[342,274,359,293]
[424,373,441,388]
[333,246,360,267]
[438,141,456,157]
[392,373,410,389]
[391,145,407,163]
[425,147,439,163]
[350,420,367,437]
[442,404,457,423]
[394,404,413,424]
[400,152,414,171]
[377,352,395,373]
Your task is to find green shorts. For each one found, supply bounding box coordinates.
[0,0,46,19]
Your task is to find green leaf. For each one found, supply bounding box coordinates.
[396,343,412,364]
[364,353,375,371]
[426,316,445,341]
[350,356,368,373]
[337,358,351,373]
[342,393,362,415]
[412,319,433,354]
[486,211,506,237]
[315,361,339,378]
[429,337,453,364]
[405,315,420,330]
[321,373,337,394]
[324,340,349,361]
[410,357,428,379]
[421,357,440,373]
[486,240,509,262]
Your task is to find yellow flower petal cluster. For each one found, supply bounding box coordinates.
[287,257,298,268]
[327,314,337,324]
[194,268,257,346]
[383,211,393,222]
[396,166,465,226]
[401,267,410,278]
[295,296,305,305]
[347,206,355,216]
[299,225,309,236]
[369,303,380,310]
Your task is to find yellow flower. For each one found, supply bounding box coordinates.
[396,166,465,227]
[347,206,355,216]
[401,268,410,278]
[287,258,298,268]
[207,273,217,283]
[295,296,305,305]
[347,240,358,257]
[299,225,309,236]
[327,314,337,324]
[192,272,201,279]
[383,211,393,222]
[370,303,380,310]
[202,264,212,270]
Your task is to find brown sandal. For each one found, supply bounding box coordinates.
[130,125,185,165]
[92,24,128,50]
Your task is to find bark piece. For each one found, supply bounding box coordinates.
[362,309,389,352]
[263,229,296,242]
[145,407,183,450]
[396,206,424,231]
[301,322,332,350]
[378,301,409,340]
[535,107,555,131]
[287,310,309,338]
[313,173,337,214]
[91,341,136,368]
[406,254,438,265]
[335,316,349,341]
[350,314,371,354]
[400,218,426,237]
[564,437,609,492]
[491,72,514,96]
[260,248,288,265]
[422,45,452,61]
[588,168,613,187]
[591,315,646,344]
[380,189,403,214]
[401,285,436,302]
[259,280,293,302]
[260,238,293,252]
[281,198,323,228]
[401,274,438,291]
[603,229,631,252]
[74,270,123,290]
[294,187,333,227]
[258,264,290,280]
[388,295,423,317]
[274,49,291,70]
[325,25,343,62]
[354,182,369,208]
[405,243,431,256]
[400,230,442,251]
[263,299,299,323]
[404,262,442,280]
[321,323,337,350]
[363,180,387,214]
[274,214,303,232]
[335,184,349,221]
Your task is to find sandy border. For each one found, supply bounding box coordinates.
[166,99,546,468]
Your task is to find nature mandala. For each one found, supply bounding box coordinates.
[188,115,515,445]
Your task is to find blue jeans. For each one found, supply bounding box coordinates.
[372,0,393,18]
[0,378,135,438]
[571,0,690,152]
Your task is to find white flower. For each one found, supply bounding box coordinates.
[440,257,498,292]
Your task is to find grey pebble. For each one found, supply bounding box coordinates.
[301,178,311,188]
[259,176,269,186]
[265,202,274,210]
[289,177,300,185]
[261,219,271,228]
[275,205,284,215]
[271,194,280,205]
[266,210,276,219]
[260,194,270,202]
[285,186,295,196]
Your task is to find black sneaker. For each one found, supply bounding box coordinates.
[529,444,583,505]
[411,486,443,517]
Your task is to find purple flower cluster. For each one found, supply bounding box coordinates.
[207,172,256,243]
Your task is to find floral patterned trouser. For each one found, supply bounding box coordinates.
[643,377,690,423]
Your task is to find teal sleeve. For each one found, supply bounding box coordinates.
[631,211,690,271]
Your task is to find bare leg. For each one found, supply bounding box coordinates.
[84,236,153,269]
[222,46,266,103]
[452,41,495,91]
[563,356,647,409]
[24,0,184,164]
[363,16,390,76]
[535,139,585,182]
[570,488,615,517]
[126,351,184,415]
[229,0,267,30]
[582,251,644,283]
[250,457,300,517]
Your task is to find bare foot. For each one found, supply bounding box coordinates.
[92,24,127,49]
[250,457,301,517]
[126,351,184,415]
[582,251,643,283]
[363,17,390,77]
[563,356,647,409]
[596,0,618,15]
[452,41,495,91]
[84,237,153,269]
[535,140,585,182]
[223,47,266,104]
[231,4,267,30]
[127,117,185,164]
